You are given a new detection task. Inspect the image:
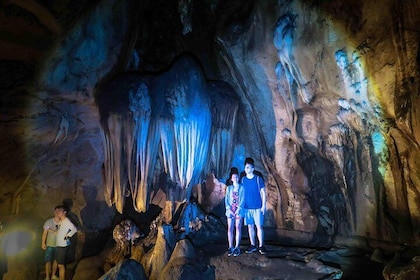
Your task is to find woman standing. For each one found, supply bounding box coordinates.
[225,168,245,256]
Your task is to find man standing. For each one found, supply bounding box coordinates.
[42,207,60,280]
[241,158,267,255]
[55,205,77,280]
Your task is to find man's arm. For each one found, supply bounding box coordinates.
[260,187,266,215]
[41,228,48,250]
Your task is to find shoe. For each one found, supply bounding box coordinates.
[227,247,234,256]
[245,245,257,254]
[51,276,59,280]
[233,247,240,256]
[258,246,267,255]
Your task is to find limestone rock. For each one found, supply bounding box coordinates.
[159,239,215,280]
[99,259,147,280]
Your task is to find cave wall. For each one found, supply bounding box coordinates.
[212,0,420,243]
[0,0,420,249]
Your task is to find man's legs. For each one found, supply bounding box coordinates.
[52,260,58,278]
[58,264,65,280]
[45,261,52,279]
[56,247,66,280]
[256,225,264,247]
[247,224,255,246]
[244,209,257,253]
[245,224,258,253]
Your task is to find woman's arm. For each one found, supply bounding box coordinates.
[225,187,232,216]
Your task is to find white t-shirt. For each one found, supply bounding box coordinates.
[43,218,60,247]
[56,217,77,247]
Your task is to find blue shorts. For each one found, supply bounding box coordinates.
[55,247,68,265]
[244,209,264,226]
[44,246,56,262]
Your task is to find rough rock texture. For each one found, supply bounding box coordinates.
[1,0,420,279]
[72,247,113,280]
[99,259,147,280]
[159,239,215,280]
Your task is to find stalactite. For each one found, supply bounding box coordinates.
[134,119,159,212]
[173,108,211,191]
[99,56,218,210]
[273,13,313,105]
[159,118,178,182]
[208,81,239,178]
[100,127,113,208]
[178,0,193,34]
[211,130,233,177]
[101,113,129,213]
[128,83,154,212]
[99,77,158,213]
[273,15,304,151]
[165,57,212,197]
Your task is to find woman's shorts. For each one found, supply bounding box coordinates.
[244,209,264,226]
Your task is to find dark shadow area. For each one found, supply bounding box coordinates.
[62,198,81,264]
[112,195,162,237]
[80,187,116,258]
[318,247,385,280]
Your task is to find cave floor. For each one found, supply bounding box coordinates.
[33,242,385,280]
[198,242,385,280]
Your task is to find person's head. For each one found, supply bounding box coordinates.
[53,206,61,218]
[55,205,68,219]
[244,163,255,175]
[244,157,254,166]
[230,167,239,184]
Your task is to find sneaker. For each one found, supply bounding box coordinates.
[258,246,267,255]
[245,245,257,254]
[51,276,59,280]
[233,247,240,256]
[227,247,234,257]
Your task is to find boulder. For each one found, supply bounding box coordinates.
[99,259,147,280]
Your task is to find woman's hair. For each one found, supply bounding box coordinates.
[229,167,239,179]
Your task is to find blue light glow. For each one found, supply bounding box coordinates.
[371,131,386,155]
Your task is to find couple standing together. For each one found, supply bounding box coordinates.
[225,157,266,257]
[42,205,78,280]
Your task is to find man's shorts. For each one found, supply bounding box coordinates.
[55,247,68,265]
[44,246,56,262]
[244,209,264,226]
